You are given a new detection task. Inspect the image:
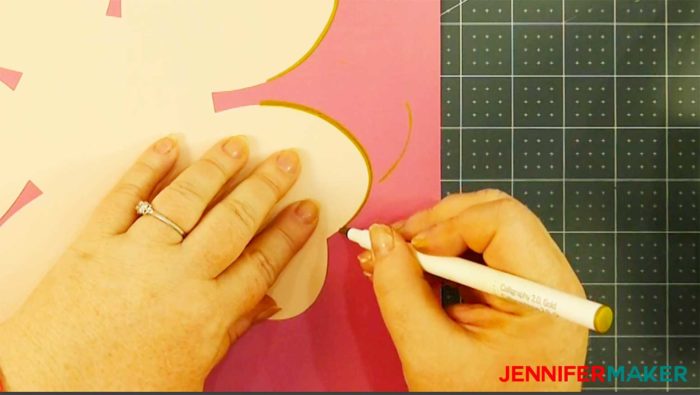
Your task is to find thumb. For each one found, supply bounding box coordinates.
[369,224,456,348]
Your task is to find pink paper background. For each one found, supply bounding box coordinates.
[207,0,440,390]
[2,0,440,390]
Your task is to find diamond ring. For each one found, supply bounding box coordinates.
[135,201,186,238]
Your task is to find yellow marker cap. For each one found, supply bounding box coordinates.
[594,305,614,333]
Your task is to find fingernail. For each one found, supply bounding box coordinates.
[357,250,373,265]
[411,234,429,249]
[154,136,177,154]
[255,306,282,322]
[369,224,394,257]
[276,150,299,174]
[295,200,319,224]
[223,136,247,159]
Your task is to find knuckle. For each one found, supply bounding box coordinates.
[496,197,524,215]
[372,273,394,299]
[199,157,229,183]
[113,182,143,200]
[247,249,278,288]
[201,247,227,268]
[221,198,258,233]
[479,188,510,199]
[254,172,284,198]
[425,205,440,220]
[496,197,538,224]
[168,179,207,207]
[134,160,159,178]
[273,226,299,253]
[441,193,463,204]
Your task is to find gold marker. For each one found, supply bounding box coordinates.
[342,227,614,333]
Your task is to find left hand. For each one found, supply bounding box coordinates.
[0,136,319,391]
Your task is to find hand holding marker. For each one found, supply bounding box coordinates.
[343,227,614,333]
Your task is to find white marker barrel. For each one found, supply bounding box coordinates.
[347,228,613,333]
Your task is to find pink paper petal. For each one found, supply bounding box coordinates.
[106,0,122,18]
[0,67,23,90]
[0,181,42,227]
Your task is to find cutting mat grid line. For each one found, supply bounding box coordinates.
[441,0,700,391]
[442,22,700,25]
[613,0,620,388]
[665,0,671,390]
[562,0,568,255]
[442,125,700,128]
[443,74,700,77]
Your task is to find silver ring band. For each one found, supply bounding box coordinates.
[135,201,186,238]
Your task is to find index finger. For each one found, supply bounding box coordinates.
[395,189,509,239]
[412,198,582,295]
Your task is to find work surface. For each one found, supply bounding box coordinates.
[441,0,699,391]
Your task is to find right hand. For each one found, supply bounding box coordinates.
[359,190,588,391]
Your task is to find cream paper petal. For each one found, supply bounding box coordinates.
[0,1,369,321]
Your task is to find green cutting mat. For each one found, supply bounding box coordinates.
[441,0,699,391]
